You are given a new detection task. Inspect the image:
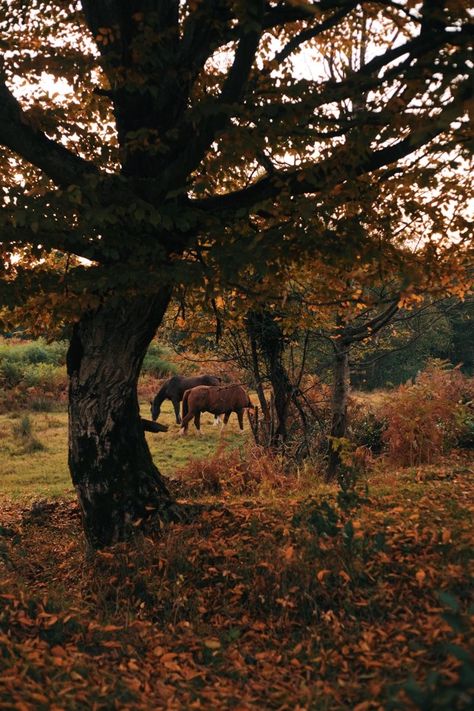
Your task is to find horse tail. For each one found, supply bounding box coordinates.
[182,389,190,418]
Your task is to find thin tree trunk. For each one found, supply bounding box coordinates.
[326,346,350,480]
[247,325,271,445]
[67,289,178,548]
[247,311,293,448]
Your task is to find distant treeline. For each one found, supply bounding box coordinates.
[351,300,473,390]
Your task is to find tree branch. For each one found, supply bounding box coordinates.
[0,220,103,263]
[341,299,400,344]
[192,76,472,214]
[262,0,356,28]
[157,2,265,191]
[0,79,99,187]
[270,2,358,67]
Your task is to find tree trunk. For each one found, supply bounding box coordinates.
[67,289,176,548]
[247,311,293,448]
[326,346,350,480]
[247,324,272,445]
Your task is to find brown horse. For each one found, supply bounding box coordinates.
[179,384,254,435]
[150,374,221,424]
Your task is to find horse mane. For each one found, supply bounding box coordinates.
[214,383,244,391]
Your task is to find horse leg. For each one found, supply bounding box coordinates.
[194,412,203,436]
[173,398,181,425]
[220,413,230,437]
[237,409,245,433]
[179,411,193,436]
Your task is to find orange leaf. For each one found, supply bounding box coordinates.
[441,528,451,543]
[415,569,426,585]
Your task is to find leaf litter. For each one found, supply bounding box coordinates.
[0,465,472,710]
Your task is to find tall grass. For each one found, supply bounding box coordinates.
[11,415,45,453]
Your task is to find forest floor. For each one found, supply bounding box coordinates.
[0,420,472,710]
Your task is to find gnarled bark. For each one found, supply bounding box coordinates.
[67,289,176,548]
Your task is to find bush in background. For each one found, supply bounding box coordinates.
[350,406,387,455]
[0,339,180,411]
[379,360,473,466]
[0,338,68,412]
[142,343,178,378]
[0,338,68,366]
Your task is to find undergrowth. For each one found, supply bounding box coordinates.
[171,443,291,496]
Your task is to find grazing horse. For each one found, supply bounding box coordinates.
[150,374,221,424]
[179,384,254,435]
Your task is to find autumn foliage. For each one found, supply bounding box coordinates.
[1,464,473,710]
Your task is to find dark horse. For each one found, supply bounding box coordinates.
[179,384,254,435]
[150,374,221,424]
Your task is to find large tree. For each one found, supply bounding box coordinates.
[0,0,472,546]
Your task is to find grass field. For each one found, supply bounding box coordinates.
[0,400,247,499]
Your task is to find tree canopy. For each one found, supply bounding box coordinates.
[0,0,472,546]
[1,0,472,328]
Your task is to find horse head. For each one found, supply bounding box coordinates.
[150,399,160,421]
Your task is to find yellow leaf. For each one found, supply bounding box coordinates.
[317,569,331,583]
[203,638,221,650]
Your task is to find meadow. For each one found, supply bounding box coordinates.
[0,399,246,500]
[1,346,473,710]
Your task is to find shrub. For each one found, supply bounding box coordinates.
[456,409,474,449]
[172,444,289,497]
[350,408,387,454]
[380,360,474,466]
[0,338,68,366]
[0,360,23,387]
[22,344,51,364]
[0,338,68,411]
[142,343,178,378]
[276,375,333,460]
[22,362,65,389]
